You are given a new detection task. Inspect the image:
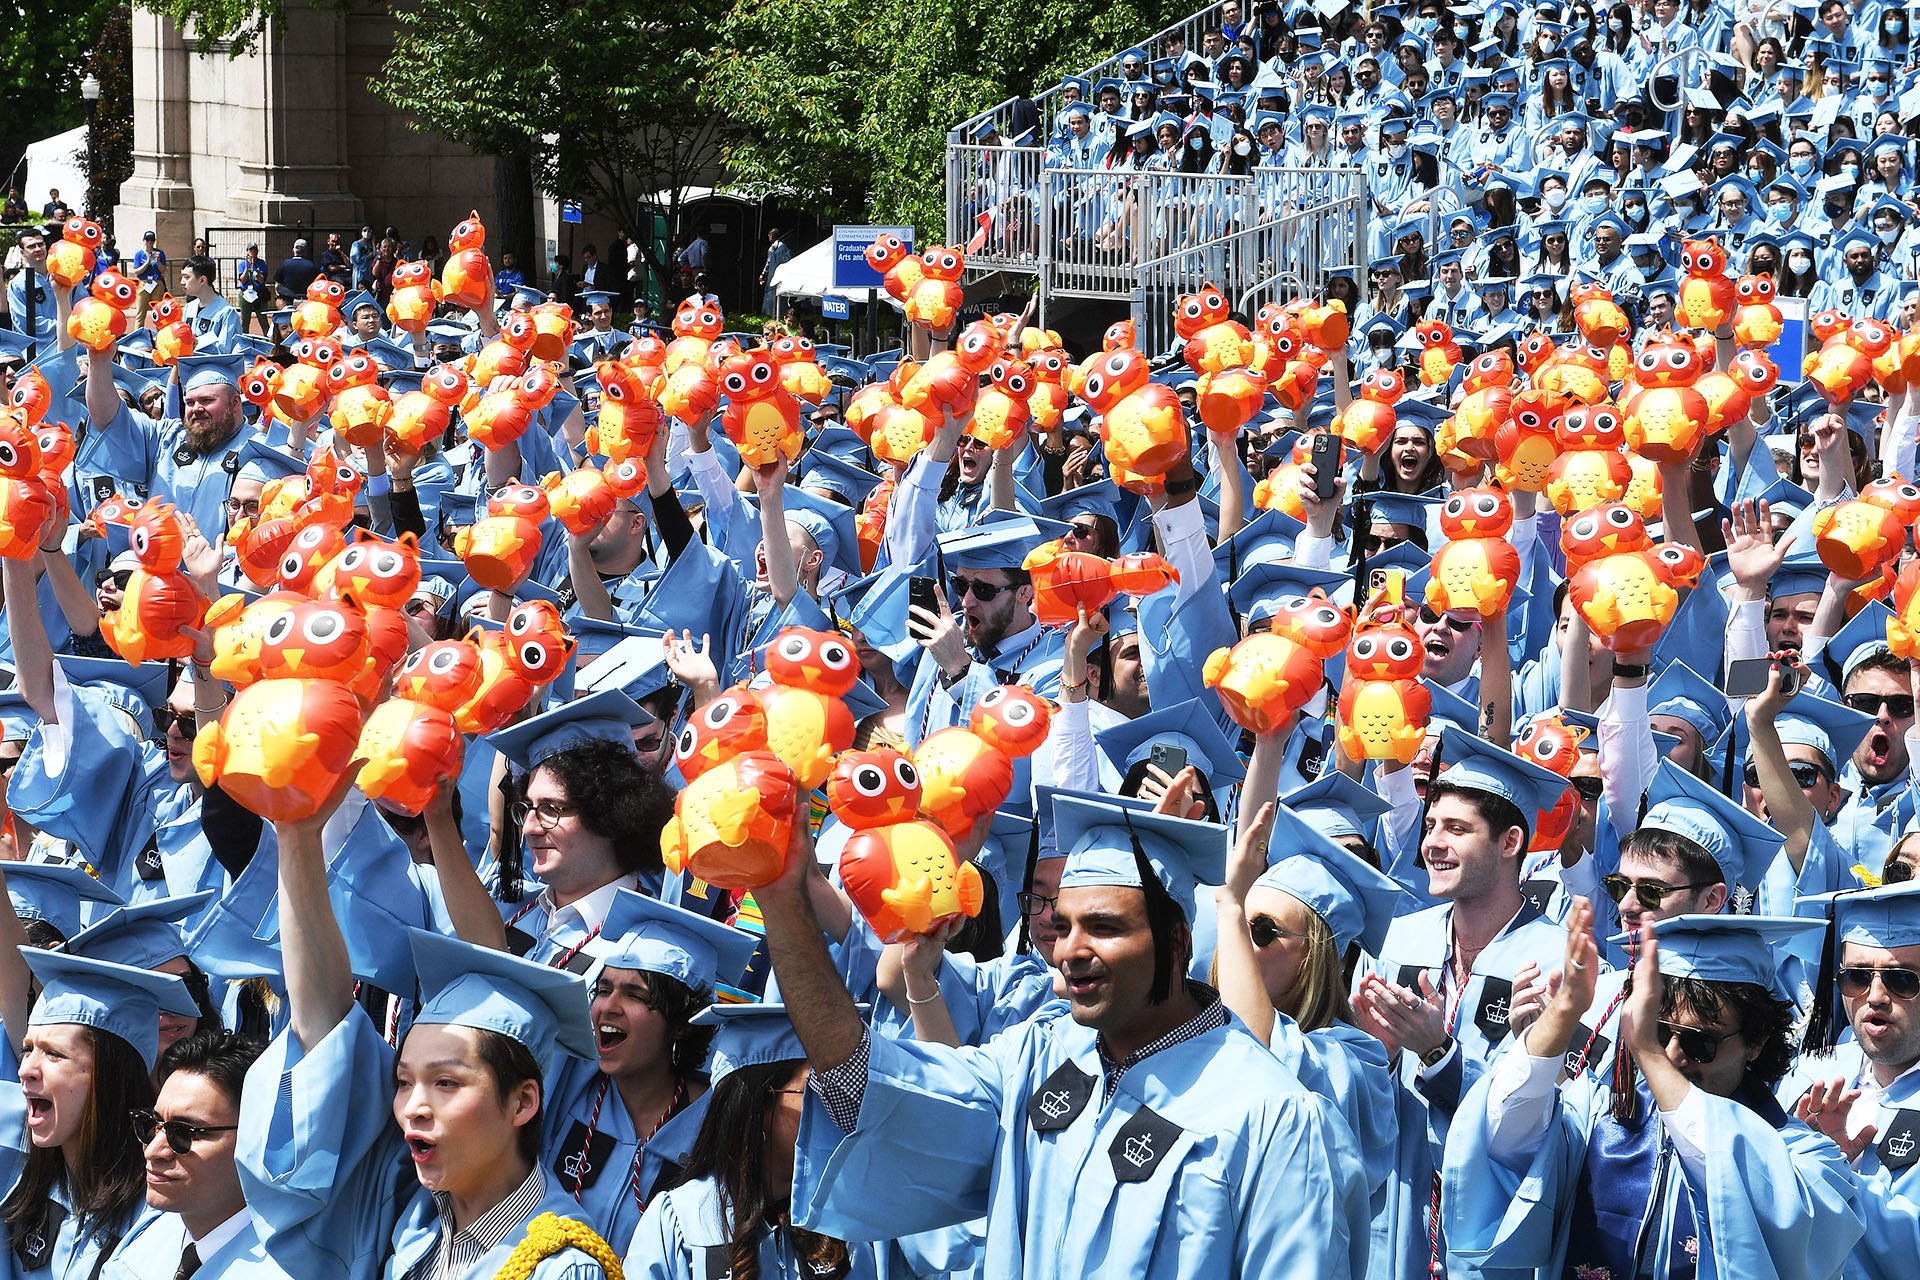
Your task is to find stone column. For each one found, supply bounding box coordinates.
[113,9,197,253]
[223,0,365,229]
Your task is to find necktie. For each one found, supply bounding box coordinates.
[174,1243,201,1280]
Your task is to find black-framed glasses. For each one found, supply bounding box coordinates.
[1066,520,1101,541]
[1838,966,1920,1000]
[1600,874,1714,910]
[1655,1021,1728,1063]
[131,1109,238,1153]
[1016,890,1056,918]
[224,496,261,518]
[950,575,1008,603]
[1887,857,1917,886]
[159,710,196,739]
[1249,915,1309,948]
[1742,761,1831,789]
[509,799,579,829]
[1570,776,1604,802]
[95,569,133,592]
[1844,692,1917,720]
[1416,605,1478,633]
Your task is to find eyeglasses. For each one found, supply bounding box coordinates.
[1655,1021,1728,1063]
[1570,775,1604,802]
[1066,520,1101,541]
[1416,605,1478,633]
[510,799,579,829]
[1600,874,1714,910]
[1887,856,1917,885]
[1016,890,1056,918]
[159,710,196,739]
[95,569,133,592]
[225,497,261,518]
[1742,761,1831,789]
[1838,966,1920,1000]
[1844,692,1917,720]
[130,1109,238,1153]
[950,575,1009,603]
[1249,916,1309,948]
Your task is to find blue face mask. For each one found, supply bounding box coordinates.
[1767,203,1794,224]
[1790,157,1816,177]
[1891,16,1908,31]
[1578,194,1608,216]
[1414,15,1439,33]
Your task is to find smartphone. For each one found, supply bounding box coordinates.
[1725,656,1801,699]
[1149,742,1189,778]
[908,576,939,620]
[1310,432,1343,499]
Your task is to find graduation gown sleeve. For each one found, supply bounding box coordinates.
[235,1006,411,1280]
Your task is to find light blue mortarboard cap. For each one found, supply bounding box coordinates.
[1281,771,1393,841]
[777,485,862,577]
[54,655,169,723]
[1639,758,1782,897]
[1434,726,1569,820]
[65,891,215,970]
[5,864,124,940]
[1769,545,1829,598]
[487,688,651,768]
[1647,661,1733,747]
[235,436,307,484]
[409,927,595,1060]
[1826,881,1920,949]
[936,515,1073,571]
[695,1003,830,1083]
[1622,913,1826,993]
[1251,803,1403,952]
[599,887,758,991]
[798,451,882,508]
[174,352,247,392]
[1095,697,1249,785]
[1774,692,1874,775]
[25,949,197,1069]
[1052,792,1229,918]
[1816,600,1896,689]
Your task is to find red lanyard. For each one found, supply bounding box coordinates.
[570,1076,686,1211]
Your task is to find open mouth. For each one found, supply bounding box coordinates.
[1063,972,1104,998]
[595,1023,628,1053]
[1865,729,1893,770]
[24,1095,50,1128]
[406,1134,436,1162]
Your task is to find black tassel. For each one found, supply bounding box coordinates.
[497,769,525,905]
[1413,739,1445,870]
[1122,811,1181,1004]
[1802,898,1852,1055]
[1016,813,1041,955]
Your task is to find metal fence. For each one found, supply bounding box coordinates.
[949,0,1234,151]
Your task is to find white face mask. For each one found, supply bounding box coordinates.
[1788,252,1813,271]
[1544,187,1569,210]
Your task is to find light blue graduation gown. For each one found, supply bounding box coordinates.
[830,918,1061,1048]
[789,1007,1371,1279]
[101,1209,292,1279]
[1442,1068,1861,1280]
[541,1056,689,1259]
[0,1076,141,1280]
[237,1007,610,1280]
[8,681,185,904]
[1779,1043,1920,1280]
[1356,900,1567,1280]
[625,1177,885,1280]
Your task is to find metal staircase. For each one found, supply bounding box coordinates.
[944,1,1368,347]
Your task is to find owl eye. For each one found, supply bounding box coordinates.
[1000,699,1036,726]
[372,551,401,576]
[1312,606,1340,627]
[1572,517,1597,539]
[430,648,460,673]
[1637,351,1659,371]
[1518,725,1539,747]
[675,726,699,758]
[723,373,747,394]
[1104,353,1128,375]
[339,545,367,570]
[819,641,854,670]
[1536,740,1562,761]
[1084,373,1105,398]
[1666,350,1688,368]
[751,360,776,385]
[1353,636,1378,659]
[1475,496,1500,516]
[518,641,548,669]
[1445,495,1465,517]
[509,610,533,635]
[1606,507,1635,527]
[892,758,919,788]
[265,614,296,644]
[1386,638,1412,659]
[851,764,888,796]
[302,612,344,644]
[704,697,743,728]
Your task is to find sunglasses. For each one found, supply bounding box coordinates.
[1843,692,1917,720]
[131,1109,238,1153]
[1600,874,1714,910]
[1742,761,1831,789]
[949,575,1009,603]
[1416,605,1478,633]
[1838,966,1920,1000]
[1570,775,1604,802]
[1655,1020,1728,1063]
[95,570,134,592]
[159,710,196,739]
[1249,915,1309,948]
[1066,520,1102,540]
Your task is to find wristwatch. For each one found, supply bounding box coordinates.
[1419,1039,1453,1069]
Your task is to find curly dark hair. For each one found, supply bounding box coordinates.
[1662,976,1797,1089]
[519,740,675,878]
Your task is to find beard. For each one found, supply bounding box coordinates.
[182,409,239,457]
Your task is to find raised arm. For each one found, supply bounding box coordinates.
[754,809,868,1072]
[2,556,57,725]
[424,779,507,951]
[1745,662,1816,869]
[273,781,362,1053]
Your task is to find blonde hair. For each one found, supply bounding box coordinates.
[1281,908,1353,1033]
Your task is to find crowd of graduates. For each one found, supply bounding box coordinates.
[7,0,1920,1275]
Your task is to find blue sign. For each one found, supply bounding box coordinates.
[832,224,914,291]
[561,200,583,225]
[821,295,851,320]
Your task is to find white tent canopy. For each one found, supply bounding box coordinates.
[19,127,86,216]
[770,238,902,306]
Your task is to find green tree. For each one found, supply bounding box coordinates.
[377,0,732,295]
[0,0,123,195]
[711,0,1179,233]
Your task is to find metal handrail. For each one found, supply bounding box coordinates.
[1646,47,1700,112]
[951,0,1233,149]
